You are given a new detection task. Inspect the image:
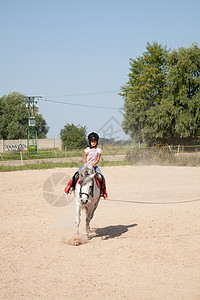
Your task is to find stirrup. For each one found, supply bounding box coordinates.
[64,179,73,194]
[101,191,108,199]
[64,185,72,194]
[103,193,108,199]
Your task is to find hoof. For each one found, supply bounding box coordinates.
[73,237,81,246]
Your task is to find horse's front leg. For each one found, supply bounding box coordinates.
[85,206,93,235]
[75,202,81,236]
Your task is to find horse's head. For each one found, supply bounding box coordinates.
[78,173,96,204]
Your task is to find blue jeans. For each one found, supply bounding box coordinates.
[77,165,102,175]
[93,166,102,174]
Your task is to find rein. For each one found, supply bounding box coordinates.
[79,178,94,199]
[80,192,90,198]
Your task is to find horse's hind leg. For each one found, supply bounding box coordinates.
[90,200,99,221]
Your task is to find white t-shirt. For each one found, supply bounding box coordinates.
[84,147,102,166]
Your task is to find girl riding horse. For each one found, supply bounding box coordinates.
[64,132,108,199]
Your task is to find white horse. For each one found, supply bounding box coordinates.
[74,164,101,237]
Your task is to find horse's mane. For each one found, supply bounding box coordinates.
[79,175,92,185]
[78,164,95,185]
[79,164,95,177]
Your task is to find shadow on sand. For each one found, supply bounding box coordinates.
[93,223,137,240]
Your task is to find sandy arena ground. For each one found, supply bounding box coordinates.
[1,165,200,300]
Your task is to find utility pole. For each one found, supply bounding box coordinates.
[24,96,42,153]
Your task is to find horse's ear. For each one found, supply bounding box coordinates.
[89,173,95,179]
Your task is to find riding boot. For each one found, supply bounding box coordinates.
[102,183,108,199]
[64,179,73,194]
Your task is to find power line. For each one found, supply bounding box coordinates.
[46,90,119,98]
[40,97,121,110]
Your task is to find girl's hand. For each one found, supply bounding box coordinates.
[92,154,101,167]
[83,152,88,164]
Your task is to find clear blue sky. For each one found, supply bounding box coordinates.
[1,0,200,139]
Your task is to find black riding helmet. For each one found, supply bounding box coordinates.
[88,132,99,148]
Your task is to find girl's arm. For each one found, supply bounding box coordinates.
[83,152,88,164]
[92,154,101,167]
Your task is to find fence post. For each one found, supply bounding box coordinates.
[177,145,180,156]
[1,139,4,153]
[65,147,67,158]
[130,141,133,155]
[20,151,23,166]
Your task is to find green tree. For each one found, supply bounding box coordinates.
[120,42,200,145]
[120,42,168,145]
[60,123,87,150]
[0,92,49,139]
[165,43,200,144]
